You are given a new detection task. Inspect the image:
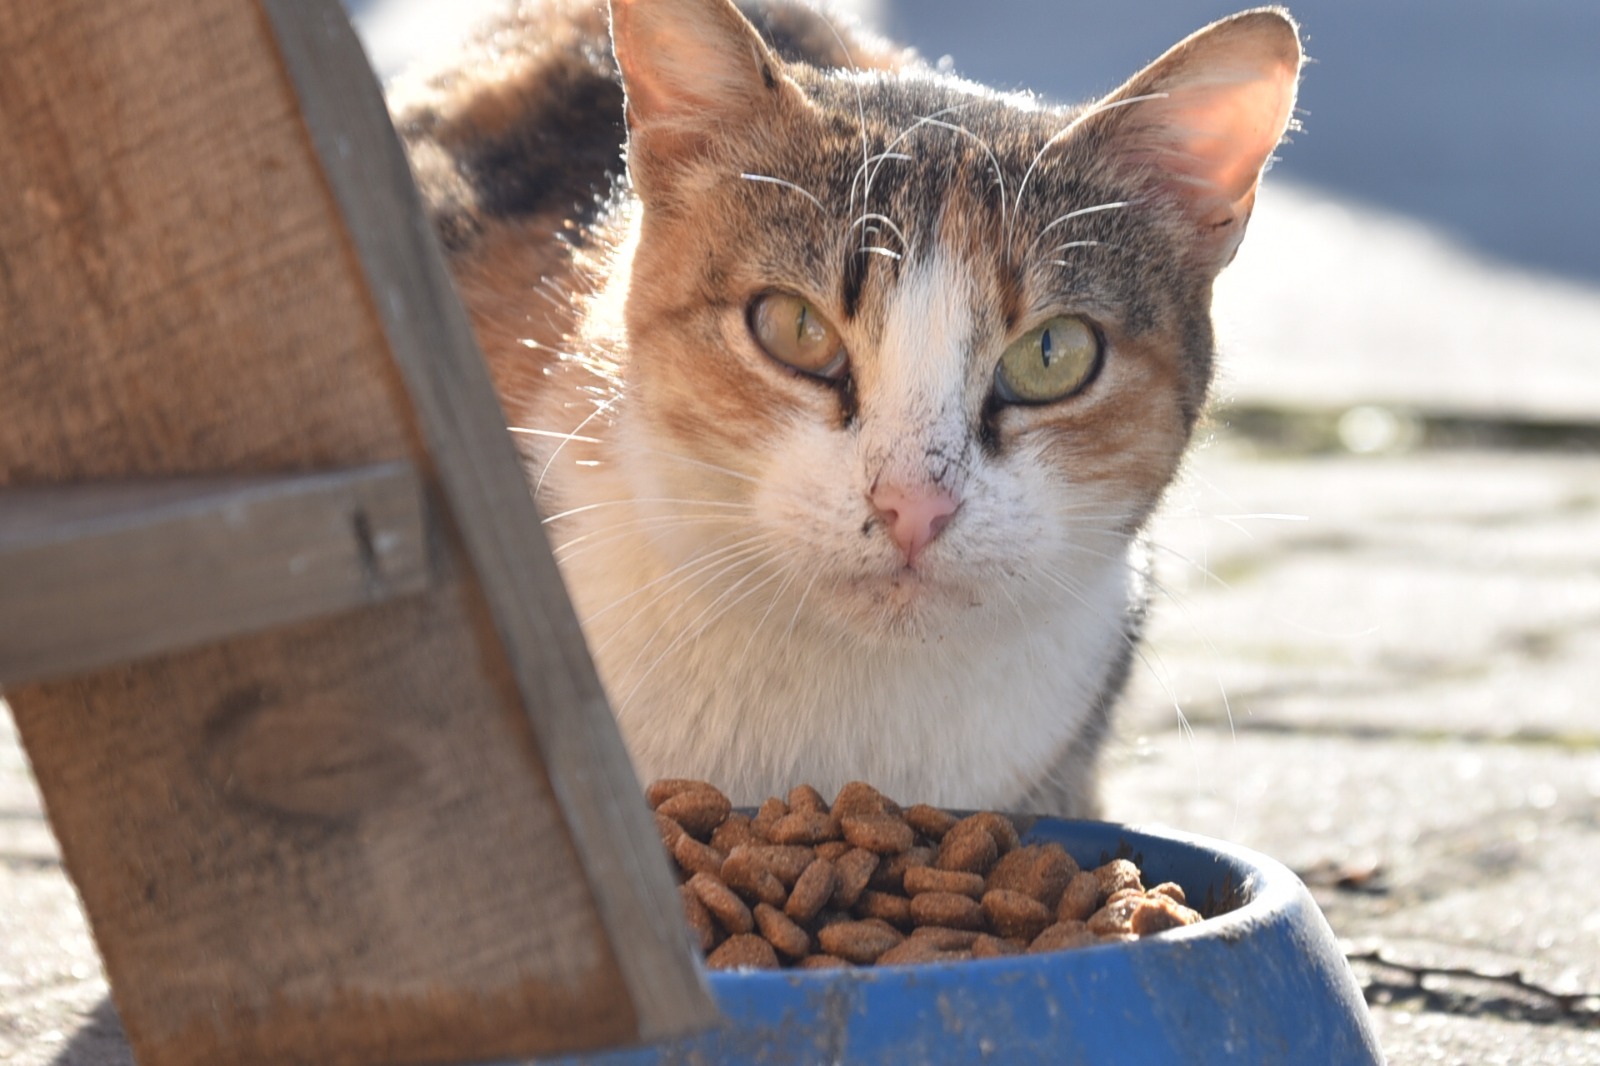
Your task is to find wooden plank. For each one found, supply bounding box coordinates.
[0,2,712,1064]
[259,1,716,1040]
[0,463,431,686]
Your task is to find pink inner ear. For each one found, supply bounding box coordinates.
[1154,68,1298,208]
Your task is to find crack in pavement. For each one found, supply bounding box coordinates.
[1348,947,1600,1030]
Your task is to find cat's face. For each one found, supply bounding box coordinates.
[597,0,1299,643]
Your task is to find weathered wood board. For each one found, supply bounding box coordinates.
[0,464,430,686]
[0,1,714,1063]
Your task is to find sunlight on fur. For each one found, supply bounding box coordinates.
[391,0,1302,815]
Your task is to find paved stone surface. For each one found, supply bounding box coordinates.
[1107,438,1600,1062]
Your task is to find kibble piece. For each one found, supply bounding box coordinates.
[909,891,985,931]
[787,783,829,813]
[936,819,999,874]
[1129,895,1202,936]
[646,778,713,809]
[815,840,852,862]
[680,883,717,952]
[707,933,779,970]
[785,857,838,922]
[986,843,1079,909]
[655,812,686,852]
[869,846,934,893]
[971,934,1023,959]
[798,954,851,970]
[769,810,837,845]
[1093,858,1144,902]
[657,788,732,838]
[744,844,816,886]
[754,903,812,958]
[841,813,916,854]
[981,889,1053,942]
[909,926,981,951]
[903,866,987,899]
[689,872,754,936]
[966,811,1022,855]
[818,919,904,964]
[721,847,787,907]
[831,780,895,818]
[711,812,757,853]
[876,938,943,966]
[1030,920,1095,954]
[856,890,914,928]
[904,803,959,840]
[672,834,727,879]
[1147,882,1187,905]
[1057,871,1100,923]
[751,796,788,838]
[830,848,879,909]
[1105,887,1144,908]
[1086,894,1143,936]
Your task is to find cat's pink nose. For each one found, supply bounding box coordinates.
[869,481,959,566]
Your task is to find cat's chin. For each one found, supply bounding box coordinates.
[824,565,993,646]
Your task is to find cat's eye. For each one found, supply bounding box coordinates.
[748,292,848,381]
[994,315,1102,405]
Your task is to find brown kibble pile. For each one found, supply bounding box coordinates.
[648,780,1205,970]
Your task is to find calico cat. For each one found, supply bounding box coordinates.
[392,0,1301,815]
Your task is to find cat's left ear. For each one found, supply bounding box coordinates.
[610,0,800,200]
[1079,8,1302,270]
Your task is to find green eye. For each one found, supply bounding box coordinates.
[749,292,848,380]
[994,315,1101,404]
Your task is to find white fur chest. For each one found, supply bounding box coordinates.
[555,501,1136,809]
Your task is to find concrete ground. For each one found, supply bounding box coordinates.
[4,178,1599,1063]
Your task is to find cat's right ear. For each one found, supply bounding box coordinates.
[610,0,798,200]
[1076,8,1302,272]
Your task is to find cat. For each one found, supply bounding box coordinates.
[391,0,1301,816]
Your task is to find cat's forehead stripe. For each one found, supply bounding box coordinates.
[873,249,973,416]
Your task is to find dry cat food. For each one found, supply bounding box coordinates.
[648,779,1204,970]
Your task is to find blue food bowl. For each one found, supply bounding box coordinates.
[537,819,1382,1065]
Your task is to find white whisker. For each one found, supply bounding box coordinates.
[1026,201,1132,262]
[740,172,825,214]
[540,497,752,525]
[509,426,603,444]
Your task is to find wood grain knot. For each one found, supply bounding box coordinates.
[205,689,422,824]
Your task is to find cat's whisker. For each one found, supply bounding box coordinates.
[734,560,802,670]
[813,14,872,220]
[624,447,764,485]
[917,117,1008,229]
[629,552,790,683]
[553,512,747,563]
[739,172,826,214]
[587,536,775,651]
[848,212,910,252]
[613,550,789,709]
[859,103,971,210]
[507,425,603,444]
[1035,564,1192,741]
[781,566,825,648]
[1044,241,1122,267]
[540,496,753,525]
[1024,201,1132,263]
[534,392,618,494]
[856,246,902,261]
